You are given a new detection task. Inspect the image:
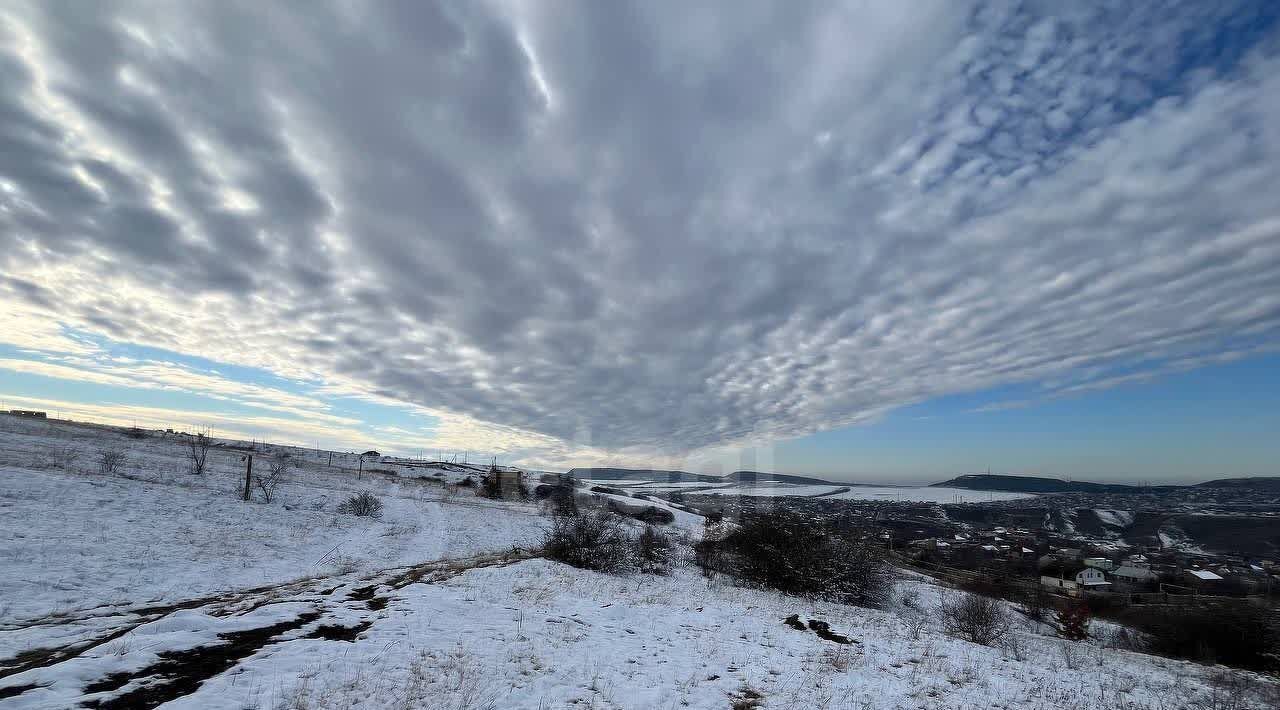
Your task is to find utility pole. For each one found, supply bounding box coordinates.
[242,454,253,501]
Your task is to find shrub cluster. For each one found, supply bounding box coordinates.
[336,491,384,518]
[693,510,891,608]
[940,592,1010,646]
[542,510,635,573]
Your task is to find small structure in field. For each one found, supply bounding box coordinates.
[361,450,381,458]
[8,410,48,418]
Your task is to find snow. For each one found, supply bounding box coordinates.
[1095,509,1135,527]
[0,416,543,627]
[7,559,1270,709]
[1,415,1274,709]
[1186,569,1224,581]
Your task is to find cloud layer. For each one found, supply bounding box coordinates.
[2,1,1279,463]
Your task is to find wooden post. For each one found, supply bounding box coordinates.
[358,456,363,480]
[328,451,333,467]
[243,454,253,501]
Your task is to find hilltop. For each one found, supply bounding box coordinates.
[931,473,1143,493]
[568,466,835,486]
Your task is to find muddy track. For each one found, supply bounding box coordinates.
[0,549,538,706]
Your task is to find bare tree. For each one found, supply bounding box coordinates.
[98,449,127,476]
[940,591,1011,646]
[187,431,213,475]
[255,454,289,503]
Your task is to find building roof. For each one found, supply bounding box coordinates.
[1114,565,1157,580]
[1040,561,1088,578]
[1186,569,1224,581]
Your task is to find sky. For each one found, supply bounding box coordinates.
[1,1,1279,484]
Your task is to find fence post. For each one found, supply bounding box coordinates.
[243,454,253,501]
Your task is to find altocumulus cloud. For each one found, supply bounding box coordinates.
[2,1,1279,462]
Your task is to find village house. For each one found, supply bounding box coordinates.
[1182,568,1224,591]
[1040,561,1112,593]
[1111,564,1159,590]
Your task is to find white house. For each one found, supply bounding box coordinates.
[1040,562,1111,592]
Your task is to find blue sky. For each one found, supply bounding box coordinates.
[2,1,1280,482]
[2,332,1275,483]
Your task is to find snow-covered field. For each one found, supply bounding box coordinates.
[820,486,1033,504]
[5,558,1274,709]
[0,416,543,625]
[1,415,1274,709]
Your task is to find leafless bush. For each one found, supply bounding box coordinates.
[542,510,634,573]
[694,509,892,608]
[336,491,384,518]
[187,432,212,475]
[41,445,80,470]
[98,449,127,476]
[636,525,673,574]
[1060,640,1082,670]
[1002,632,1030,662]
[1020,584,1051,622]
[255,454,289,503]
[898,586,921,610]
[939,591,1010,646]
[903,609,928,640]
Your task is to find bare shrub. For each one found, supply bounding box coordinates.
[1055,600,1091,641]
[336,491,384,518]
[693,509,891,608]
[635,525,673,574]
[903,610,928,640]
[1059,640,1082,670]
[542,510,634,573]
[939,591,1010,646]
[97,449,127,476]
[187,431,212,475]
[41,445,80,470]
[898,586,921,610]
[1020,584,1051,622]
[255,454,289,503]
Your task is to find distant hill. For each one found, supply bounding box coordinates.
[724,470,836,486]
[567,467,723,483]
[1195,477,1280,492]
[567,467,836,486]
[931,474,1143,494]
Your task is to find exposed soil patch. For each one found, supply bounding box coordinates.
[307,621,372,642]
[807,619,855,644]
[0,682,44,700]
[81,611,321,709]
[366,596,390,611]
[0,623,138,680]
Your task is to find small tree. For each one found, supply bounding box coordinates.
[940,592,1011,646]
[188,432,212,475]
[98,449,127,476]
[255,454,289,503]
[1056,600,1091,641]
